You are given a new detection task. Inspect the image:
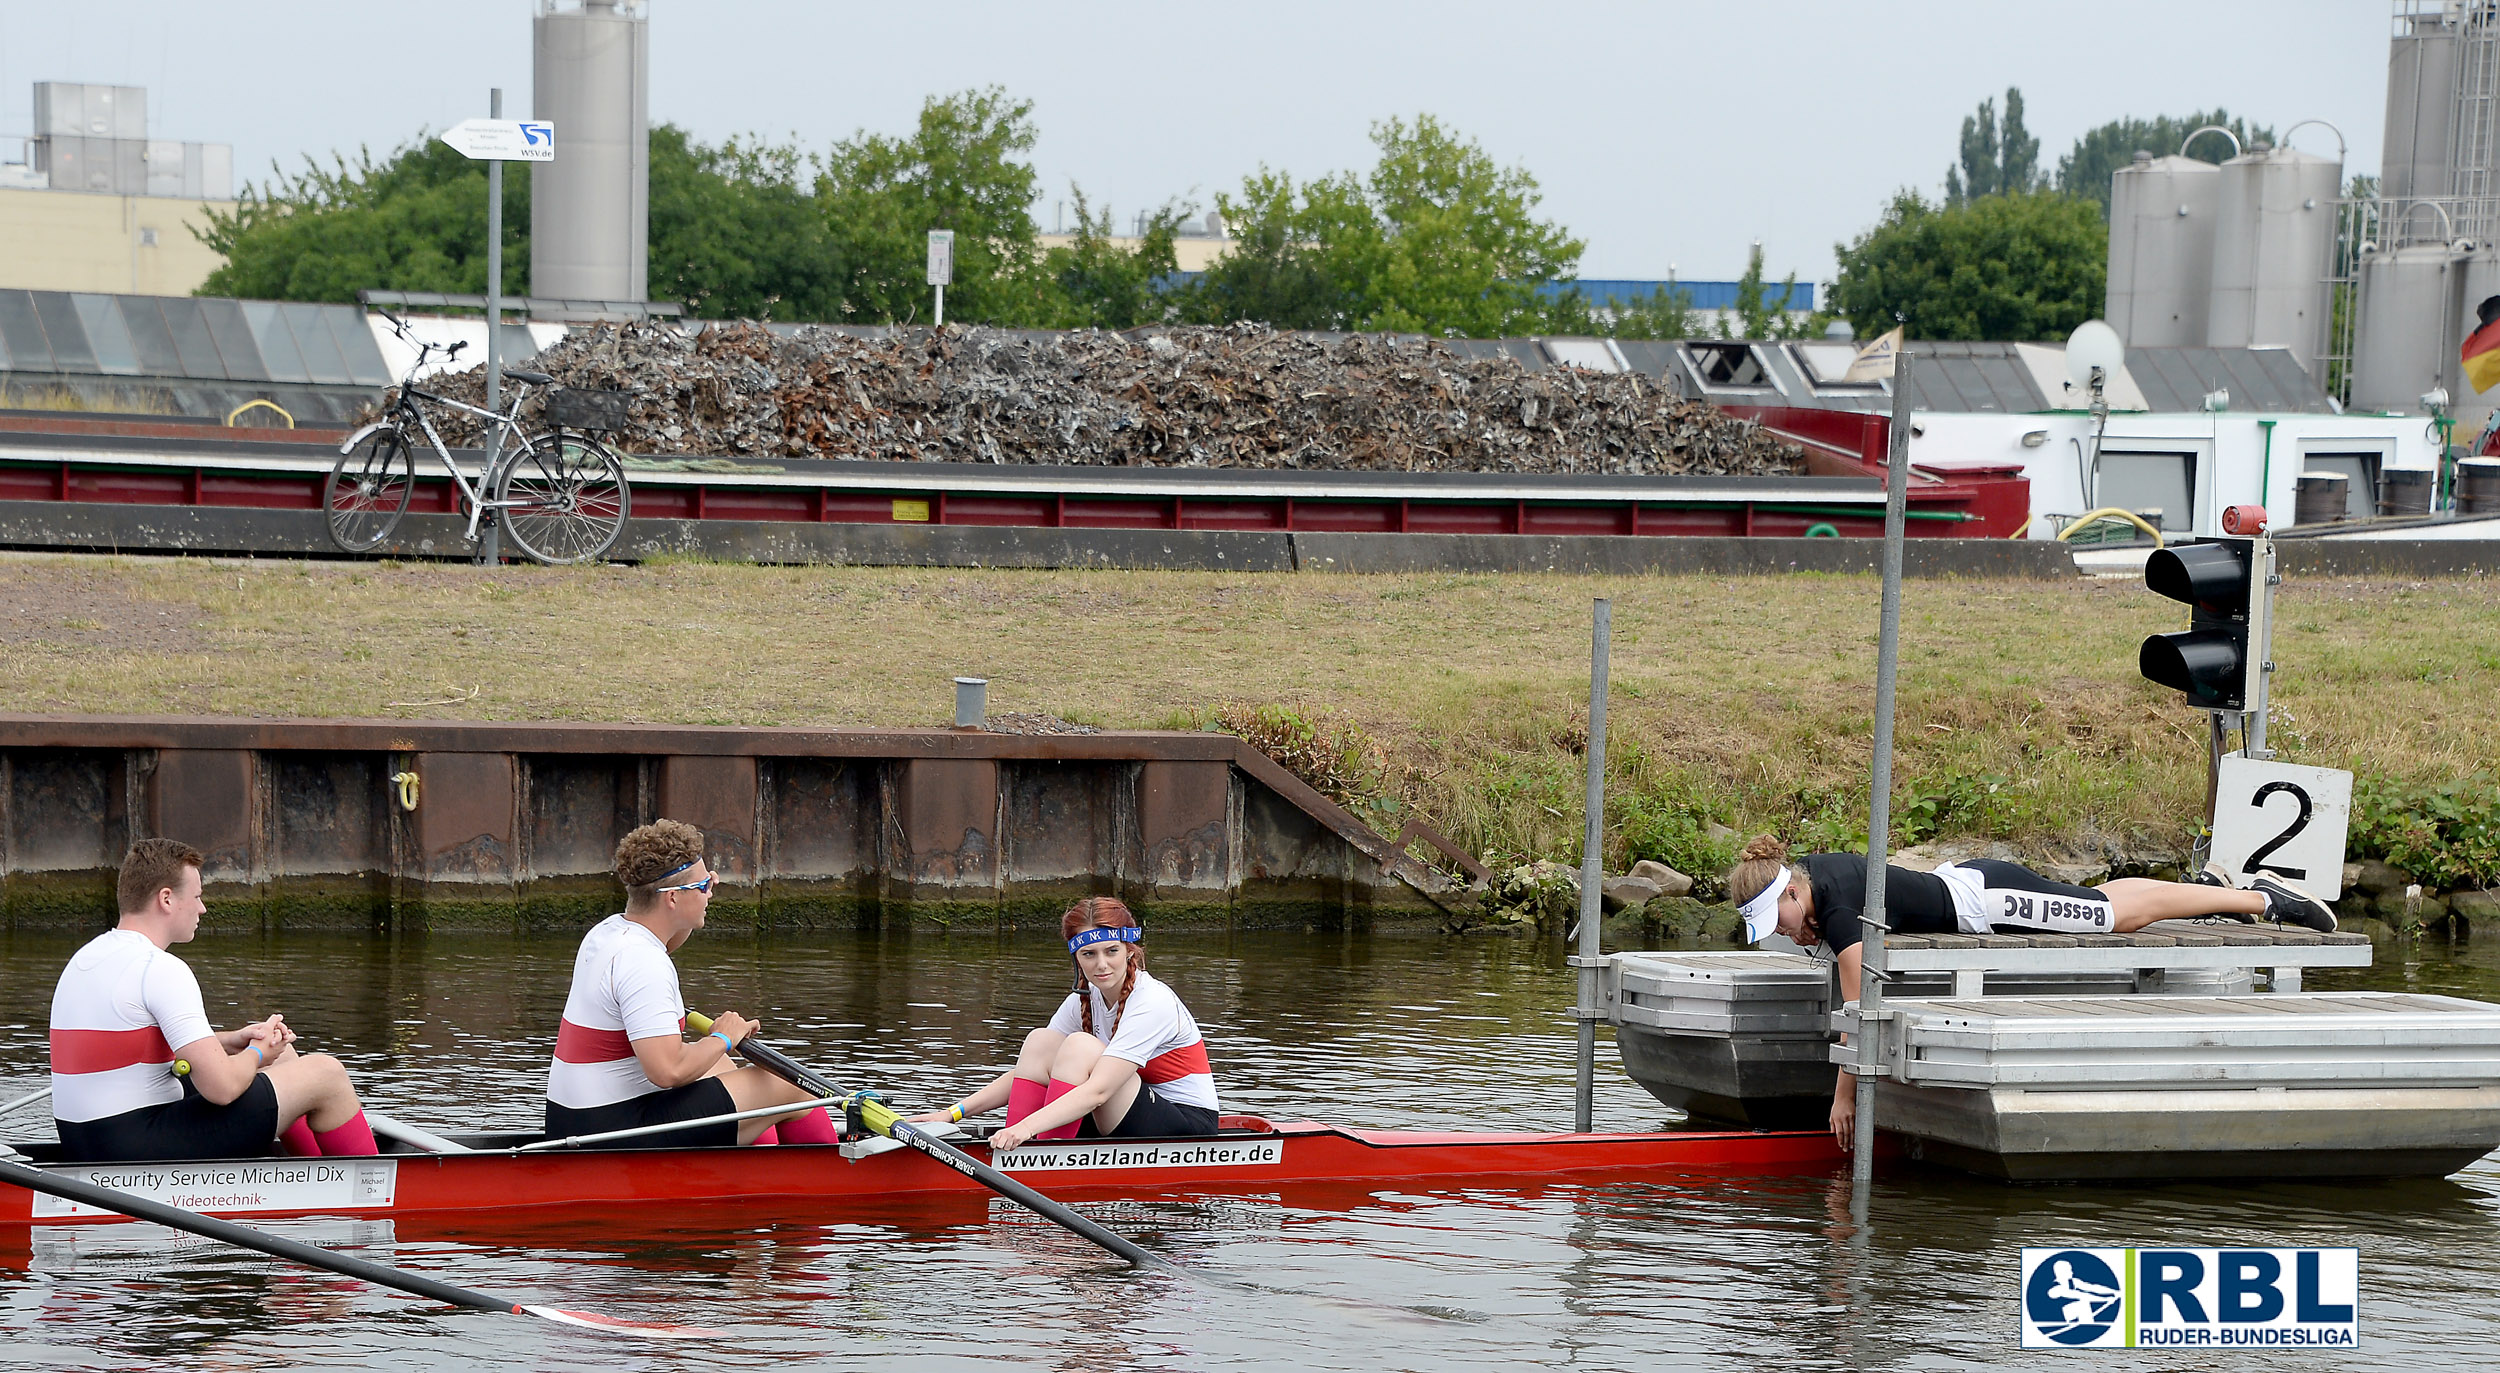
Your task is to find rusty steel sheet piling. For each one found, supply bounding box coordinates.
[0,716,1474,934]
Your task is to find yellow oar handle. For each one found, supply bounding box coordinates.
[683,1011,899,1134]
[172,1059,190,1076]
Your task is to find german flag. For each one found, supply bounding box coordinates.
[2465,295,2500,393]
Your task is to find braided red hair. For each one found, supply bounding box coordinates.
[1061,896,1143,1039]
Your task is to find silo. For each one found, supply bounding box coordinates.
[2349,244,2464,413]
[2206,144,2343,372]
[2107,152,2220,346]
[2450,249,2500,433]
[2382,8,2460,202]
[532,0,650,303]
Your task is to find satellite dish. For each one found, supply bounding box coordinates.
[2066,320,2125,390]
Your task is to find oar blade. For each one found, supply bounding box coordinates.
[518,1304,726,1339]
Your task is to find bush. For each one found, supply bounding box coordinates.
[2351,775,2500,891]
[1209,702,1397,815]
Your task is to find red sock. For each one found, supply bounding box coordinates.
[750,1124,782,1147]
[313,1110,379,1157]
[1034,1079,1083,1140]
[1005,1076,1048,1125]
[776,1107,839,1145]
[278,1117,318,1157]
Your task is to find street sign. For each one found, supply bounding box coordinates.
[439,119,555,163]
[2209,754,2353,899]
[926,229,955,286]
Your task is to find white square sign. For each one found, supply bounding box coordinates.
[2210,755,2353,899]
[926,229,955,286]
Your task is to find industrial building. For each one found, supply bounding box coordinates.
[0,82,235,297]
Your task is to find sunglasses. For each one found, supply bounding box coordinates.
[657,873,716,894]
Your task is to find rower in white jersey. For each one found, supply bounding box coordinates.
[544,819,834,1148]
[50,838,374,1163]
[910,896,1220,1150]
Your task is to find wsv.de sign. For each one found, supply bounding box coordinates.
[2021,1248,2357,1349]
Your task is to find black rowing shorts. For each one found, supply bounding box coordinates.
[57,1073,281,1163]
[1082,1081,1220,1140]
[544,1077,737,1149]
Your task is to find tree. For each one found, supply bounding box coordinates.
[196,139,528,302]
[197,124,836,317]
[1028,190,1187,329]
[1187,115,1585,337]
[2055,110,2277,216]
[1829,190,2106,341]
[813,87,1044,325]
[1718,241,1815,341]
[1945,87,2043,205]
[645,127,837,320]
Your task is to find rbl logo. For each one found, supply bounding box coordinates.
[2020,1248,2358,1349]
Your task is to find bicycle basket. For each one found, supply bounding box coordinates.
[543,387,631,432]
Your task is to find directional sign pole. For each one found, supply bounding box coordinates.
[479,88,503,567]
[927,230,955,328]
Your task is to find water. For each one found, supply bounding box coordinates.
[3,927,2497,1370]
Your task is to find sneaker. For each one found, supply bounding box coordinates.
[2186,861,2236,889]
[2250,874,2337,933]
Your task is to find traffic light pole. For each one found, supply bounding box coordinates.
[2242,534,2277,760]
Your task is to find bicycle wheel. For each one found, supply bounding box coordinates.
[325,427,415,553]
[494,433,631,565]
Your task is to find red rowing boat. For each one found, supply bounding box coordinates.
[2,1116,1842,1226]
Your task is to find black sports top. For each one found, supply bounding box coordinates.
[1799,853,1959,955]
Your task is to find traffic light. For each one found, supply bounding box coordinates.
[2139,539,2255,710]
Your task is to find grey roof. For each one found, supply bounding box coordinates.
[0,289,390,388]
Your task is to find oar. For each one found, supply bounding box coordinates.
[0,1085,50,1119]
[0,1155,718,1339]
[684,1011,1158,1267]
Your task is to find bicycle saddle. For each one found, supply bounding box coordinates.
[502,367,556,386]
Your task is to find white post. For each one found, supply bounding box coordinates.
[1573,598,1611,1134]
[935,282,945,328]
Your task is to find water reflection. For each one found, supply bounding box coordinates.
[1,927,2496,1370]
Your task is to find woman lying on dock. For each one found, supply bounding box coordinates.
[1726,836,2339,1146]
[911,897,1220,1150]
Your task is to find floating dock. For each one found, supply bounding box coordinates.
[1598,933,2500,1178]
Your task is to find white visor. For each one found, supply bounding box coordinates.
[1740,866,1791,942]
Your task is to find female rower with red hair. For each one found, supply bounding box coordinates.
[909,897,1220,1151]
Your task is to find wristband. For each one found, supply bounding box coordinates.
[946,1105,966,1124]
[709,1029,735,1051]
[249,1043,265,1064]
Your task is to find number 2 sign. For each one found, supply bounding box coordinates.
[2209,755,2354,900]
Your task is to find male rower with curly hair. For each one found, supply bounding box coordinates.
[544,819,835,1149]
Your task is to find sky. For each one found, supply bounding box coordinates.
[0,1,2394,285]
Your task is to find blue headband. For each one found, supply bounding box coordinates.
[1067,926,1141,954]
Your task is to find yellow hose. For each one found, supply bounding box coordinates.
[2052,507,2165,548]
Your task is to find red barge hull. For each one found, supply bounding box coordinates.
[2,1120,1844,1226]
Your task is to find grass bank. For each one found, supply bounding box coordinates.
[2,553,2495,888]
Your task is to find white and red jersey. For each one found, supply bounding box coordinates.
[1046,967,1218,1113]
[546,914,688,1111]
[50,929,214,1124]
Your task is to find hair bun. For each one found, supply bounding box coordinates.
[1738,834,1790,864]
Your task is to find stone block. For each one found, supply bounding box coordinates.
[1630,859,1694,898]
[2355,859,2414,896]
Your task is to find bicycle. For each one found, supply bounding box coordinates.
[326,311,633,565]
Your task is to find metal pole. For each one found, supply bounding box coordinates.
[476,87,503,567]
[935,282,945,328]
[1853,351,1915,1185]
[1573,598,1611,1134]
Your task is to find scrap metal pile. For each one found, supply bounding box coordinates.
[405,321,1806,476]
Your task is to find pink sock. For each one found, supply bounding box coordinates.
[750,1124,782,1147]
[776,1107,839,1145]
[313,1110,378,1157]
[1005,1076,1048,1125]
[1034,1079,1083,1140]
[278,1118,318,1157]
